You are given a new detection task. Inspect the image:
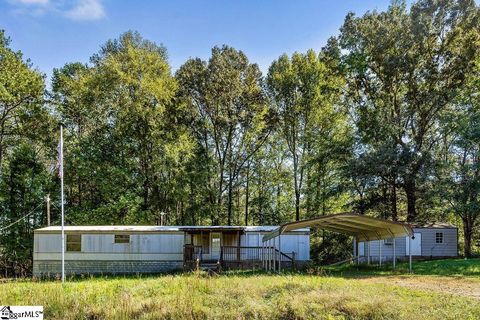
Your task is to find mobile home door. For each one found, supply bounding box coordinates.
[211,232,221,260]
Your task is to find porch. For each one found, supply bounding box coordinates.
[181,228,296,271]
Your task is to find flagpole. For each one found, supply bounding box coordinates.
[60,124,65,283]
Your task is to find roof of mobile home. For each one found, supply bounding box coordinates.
[34,225,309,233]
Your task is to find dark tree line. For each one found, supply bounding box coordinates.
[1,0,479,275]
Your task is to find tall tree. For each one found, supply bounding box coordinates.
[52,31,193,225]
[176,46,273,225]
[0,30,46,175]
[340,0,480,221]
[267,47,347,221]
[0,144,52,276]
[439,56,480,257]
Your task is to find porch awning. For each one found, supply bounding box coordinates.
[179,226,245,233]
[262,213,413,242]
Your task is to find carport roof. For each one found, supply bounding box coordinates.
[262,213,413,242]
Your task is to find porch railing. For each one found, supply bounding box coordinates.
[183,244,297,270]
[183,244,203,262]
[221,246,264,262]
[220,246,296,267]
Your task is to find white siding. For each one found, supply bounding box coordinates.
[36,234,62,252]
[34,232,184,261]
[245,232,309,261]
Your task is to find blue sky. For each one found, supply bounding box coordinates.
[1,0,403,80]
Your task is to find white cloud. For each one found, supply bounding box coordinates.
[8,0,106,21]
[65,0,105,21]
[13,0,49,5]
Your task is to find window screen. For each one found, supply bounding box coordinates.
[114,234,130,244]
[435,232,443,244]
[66,234,81,252]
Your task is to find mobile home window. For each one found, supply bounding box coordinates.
[435,232,444,244]
[66,234,81,252]
[114,234,130,244]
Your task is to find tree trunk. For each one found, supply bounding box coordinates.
[244,163,249,226]
[391,179,398,221]
[227,167,233,225]
[463,216,473,258]
[404,178,416,222]
[295,192,300,221]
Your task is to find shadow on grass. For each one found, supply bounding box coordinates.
[320,258,480,279]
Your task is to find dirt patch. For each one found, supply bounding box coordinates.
[359,275,480,300]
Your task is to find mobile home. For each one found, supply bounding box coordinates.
[33,225,310,276]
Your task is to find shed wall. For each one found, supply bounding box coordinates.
[357,227,457,259]
[418,228,457,257]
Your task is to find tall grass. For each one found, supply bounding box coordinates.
[1,271,479,319]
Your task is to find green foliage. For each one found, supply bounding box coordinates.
[176,45,273,224]
[1,0,480,276]
[267,46,350,221]
[0,144,52,276]
[0,30,53,276]
[340,0,480,222]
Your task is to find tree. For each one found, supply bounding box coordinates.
[340,0,480,221]
[52,31,193,225]
[0,144,52,276]
[0,30,46,175]
[176,46,273,225]
[439,56,480,257]
[267,46,347,221]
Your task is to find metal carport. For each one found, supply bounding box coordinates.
[262,213,414,272]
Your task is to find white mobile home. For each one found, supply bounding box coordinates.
[356,222,458,262]
[33,225,310,276]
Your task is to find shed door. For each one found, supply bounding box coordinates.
[405,233,422,256]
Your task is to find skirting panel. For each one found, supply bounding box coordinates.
[33,260,183,277]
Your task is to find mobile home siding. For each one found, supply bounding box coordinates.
[241,232,310,261]
[33,232,186,276]
[33,227,310,276]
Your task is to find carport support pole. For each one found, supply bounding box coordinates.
[264,241,267,271]
[264,240,267,271]
[353,238,357,264]
[261,241,264,270]
[367,241,370,265]
[278,235,281,273]
[379,240,382,266]
[270,239,273,272]
[273,239,276,272]
[393,237,396,269]
[274,238,277,272]
[409,236,412,273]
[267,240,271,271]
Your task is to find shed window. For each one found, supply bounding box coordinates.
[66,234,81,252]
[114,234,130,244]
[384,238,393,245]
[435,232,444,244]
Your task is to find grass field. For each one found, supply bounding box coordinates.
[1,259,479,319]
